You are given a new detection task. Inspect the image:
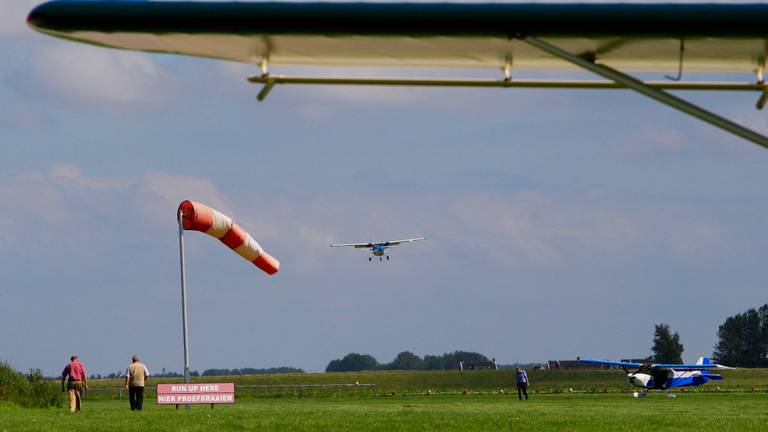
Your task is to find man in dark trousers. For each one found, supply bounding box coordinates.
[124,354,150,411]
[61,355,88,412]
[515,367,529,401]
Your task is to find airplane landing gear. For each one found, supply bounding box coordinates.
[386,256,389,260]
[369,257,372,262]
[379,257,382,261]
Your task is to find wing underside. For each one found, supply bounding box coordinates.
[27,2,768,74]
[27,1,768,148]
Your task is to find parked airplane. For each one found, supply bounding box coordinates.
[579,357,732,397]
[26,1,768,149]
[330,237,425,261]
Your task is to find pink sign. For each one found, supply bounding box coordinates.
[156,383,235,405]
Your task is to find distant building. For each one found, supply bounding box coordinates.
[459,359,498,371]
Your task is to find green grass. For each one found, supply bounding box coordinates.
[1,393,767,432]
[84,368,768,395]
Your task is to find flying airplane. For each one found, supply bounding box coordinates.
[330,237,425,261]
[579,357,732,397]
[25,2,768,149]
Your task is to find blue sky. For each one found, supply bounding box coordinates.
[2,0,768,376]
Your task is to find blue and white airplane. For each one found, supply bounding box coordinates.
[330,237,425,261]
[579,357,732,397]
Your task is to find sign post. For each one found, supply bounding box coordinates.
[157,383,235,409]
[177,210,191,410]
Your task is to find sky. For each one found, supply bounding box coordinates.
[2,0,768,376]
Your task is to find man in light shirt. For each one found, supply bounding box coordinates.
[124,354,150,411]
[61,355,88,412]
[515,367,529,401]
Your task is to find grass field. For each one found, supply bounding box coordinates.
[1,393,767,432]
[84,368,768,396]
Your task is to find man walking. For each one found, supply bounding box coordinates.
[61,355,88,412]
[515,367,529,401]
[124,354,150,411]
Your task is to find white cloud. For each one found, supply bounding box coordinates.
[32,42,171,104]
[141,172,230,211]
[0,164,736,272]
[48,163,132,191]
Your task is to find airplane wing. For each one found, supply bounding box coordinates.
[652,363,734,371]
[329,242,371,249]
[578,359,643,368]
[26,1,768,149]
[383,238,426,246]
[26,2,768,73]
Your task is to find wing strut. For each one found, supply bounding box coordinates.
[521,36,768,150]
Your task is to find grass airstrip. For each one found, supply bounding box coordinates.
[2,370,768,431]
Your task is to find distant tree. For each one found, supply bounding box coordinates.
[325,353,379,372]
[444,351,490,370]
[385,351,425,370]
[651,323,684,364]
[714,306,768,367]
[422,351,489,370]
[740,309,765,367]
[760,304,768,361]
[325,350,494,372]
[714,314,743,366]
[423,355,446,370]
[202,367,303,376]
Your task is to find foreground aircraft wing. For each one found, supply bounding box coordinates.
[578,359,643,368]
[330,242,372,248]
[383,238,426,246]
[26,2,768,72]
[26,1,768,149]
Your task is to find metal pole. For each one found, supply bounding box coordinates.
[177,210,191,410]
[522,35,768,150]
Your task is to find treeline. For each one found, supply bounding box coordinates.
[714,304,768,367]
[0,362,62,408]
[202,367,303,376]
[326,351,492,372]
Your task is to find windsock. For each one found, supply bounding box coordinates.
[178,200,279,275]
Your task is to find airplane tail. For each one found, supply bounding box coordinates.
[696,357,723,381]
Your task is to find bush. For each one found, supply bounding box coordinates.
[0,361,63,408]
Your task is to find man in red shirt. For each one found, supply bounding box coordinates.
[61,355,88,412]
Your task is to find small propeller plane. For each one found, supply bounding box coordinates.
[330,237,425,261]
[579,357,732,397]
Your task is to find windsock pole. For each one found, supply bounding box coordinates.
[177,209,192,410]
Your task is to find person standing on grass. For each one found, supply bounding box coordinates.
[515,367,529,401]
[124,354,150,411]
[61,355,88,412]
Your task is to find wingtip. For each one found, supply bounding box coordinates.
[27,3,45,30]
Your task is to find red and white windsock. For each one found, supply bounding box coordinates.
[178,200,280,275]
